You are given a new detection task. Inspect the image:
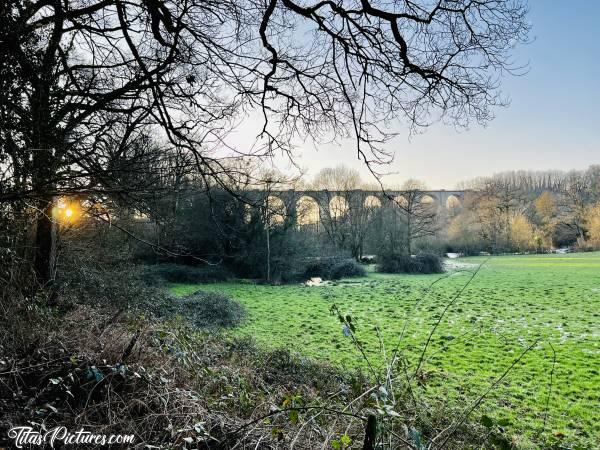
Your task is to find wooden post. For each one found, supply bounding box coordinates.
[362,414,377,450]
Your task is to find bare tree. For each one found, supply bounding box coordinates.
[311,165,375,260]
[0,0,530,284]
[557,171,593,245]
[534,191,558,249]
[395,179,437,255]
[257,170,292,282]
[466,177,526,252]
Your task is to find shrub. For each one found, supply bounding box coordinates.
[329,260,367,280]
[59,258,243,329]
[60,262,172,310]
[414,252,444,274]
[303,258,366,280]
[173,291,246,329]
[376,253,412,274]
[377,252,443,274]
[303,258,339,279]
[144,263,232,284]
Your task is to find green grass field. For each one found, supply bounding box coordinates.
[171,253,600,448]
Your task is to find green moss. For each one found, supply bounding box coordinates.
[170,252,600,449]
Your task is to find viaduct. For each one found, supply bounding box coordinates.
[242,189,468,224]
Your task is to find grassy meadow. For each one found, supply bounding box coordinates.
[171,253,600,448]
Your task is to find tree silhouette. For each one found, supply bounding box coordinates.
[0,0,530,283]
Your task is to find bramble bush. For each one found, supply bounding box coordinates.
[330,260,367,280]
[304,258,366,280]
[59,259,244,330]
[169,290,246,329]
[143,263,233,284]
[377,252,443,274]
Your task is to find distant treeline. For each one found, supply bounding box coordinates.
[458,166,600,195]
[447,165,600,254]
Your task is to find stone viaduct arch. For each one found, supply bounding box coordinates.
[241,189,467,225]
[296,195,320,225]
[364,195,381,208]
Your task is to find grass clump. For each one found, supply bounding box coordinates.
[377,252,444,274]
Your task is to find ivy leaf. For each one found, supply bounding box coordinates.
[86,366,104,382]
[378,385,388,397]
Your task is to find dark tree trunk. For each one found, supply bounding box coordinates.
[33,199,58,287]
[406,215,412,256]
[30,81,59,287]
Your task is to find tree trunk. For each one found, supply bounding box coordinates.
[30,83,59,288]
[34,198,58,287]
[406,215,412,256]
[266,225,271,282]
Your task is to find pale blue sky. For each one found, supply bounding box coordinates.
[264,1,600,188]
